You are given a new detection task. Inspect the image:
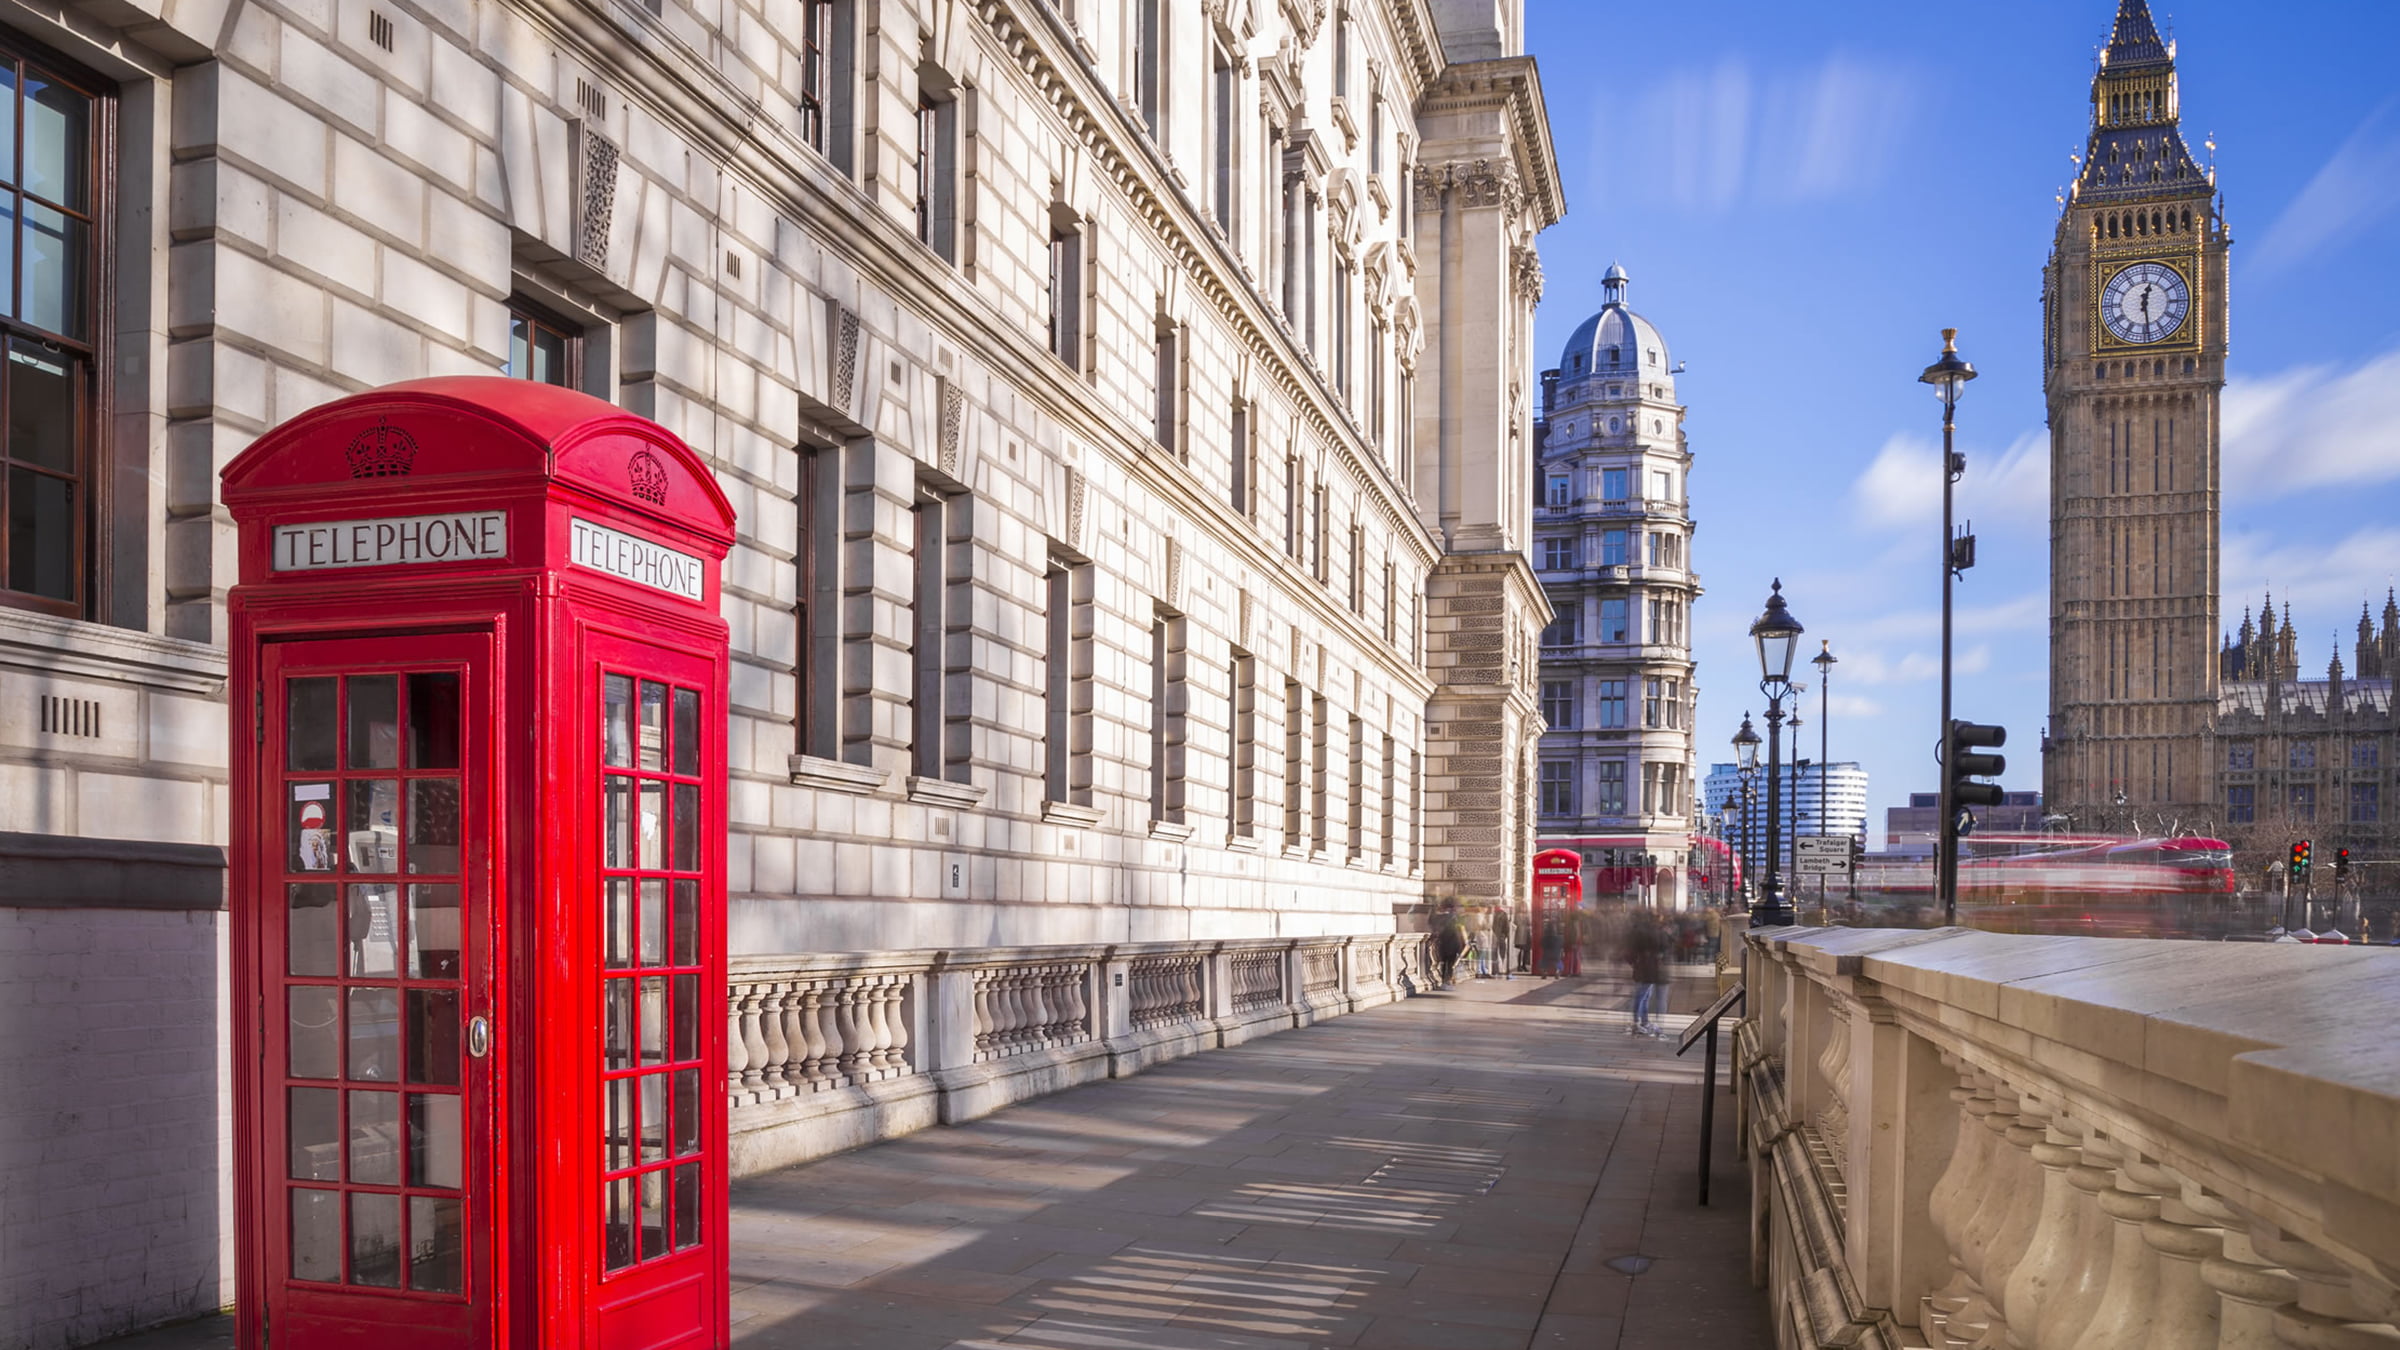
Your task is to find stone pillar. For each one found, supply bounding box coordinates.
[925,963,977,1072]
[1848,1016,1955,1328]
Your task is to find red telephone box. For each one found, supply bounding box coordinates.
[1531,849,1583,977]
[223,377,737,1348]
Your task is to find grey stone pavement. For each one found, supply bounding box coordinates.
[96,970,1767,1350]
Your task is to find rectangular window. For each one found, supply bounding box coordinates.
[1642,762,1662,815]
[1542,609,1579,647]
[1332,9,1350,98]
[1595,761,1627,815]
[1539,762,1574,817]
[2290,740,2317,770]
[1646,531,1663,567]
[1406,748,1422,873]
[1644,678,1664,729]
[1044,556,1094,806]
[1601,468,1628,501]
[2289,783,2316,822]
[1310,483,1327,582]
[1653,470,1673,501]
[505,301,579,388]
[797,0,833,150]
[914,79,958,262]
[1664,678,1682,730]
[2353,783,2380,824]
[1600,529,1627,566]
[2228,741,2254,770]
[1379,734,1396,866]
[2354,740,2382,769]
[1541,680,1574,729]
[1369,94,1383,175]
[796,446,844,760]
[1046,223,1082,367]
[1150,610,1186,823]
[1346,714,1365,859]
[1210,47,1237,233]
[1230,651,1256,837]
[1540,538,1573,571]
[1347,524,1365,613]
[1134,0,1163,135]
[1331,264,1351,399]
[1283,678,1305,848]
[1229,401,1251,515]
[2226,784,2254,823]
[1546,474,1569,508]
[1597,680,1626,728]
[1381,560,1396,646]
[1284,455,1303,558]
[1600,599,1628,643]
[1370,326,1387,450]
[1153,321,1181,454]
[910,490,970,783]
[1310,692,1329,852]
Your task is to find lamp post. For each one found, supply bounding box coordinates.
[1812,642,1837,918]
[1750,581,1805,927]
[1919,329,1977,925]
[1734,715,1760,911]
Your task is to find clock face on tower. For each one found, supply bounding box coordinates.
[2100,261,2191,345]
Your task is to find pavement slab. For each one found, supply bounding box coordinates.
[86,973,1768,1350]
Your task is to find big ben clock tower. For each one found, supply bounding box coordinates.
[2044,0,2227,829]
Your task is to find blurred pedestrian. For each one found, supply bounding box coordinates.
[1493,906,1515,979]
[1623,911,1664,1036]
[1433,904,1466,987]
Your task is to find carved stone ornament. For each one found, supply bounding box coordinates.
[938,380,965,477]
[831,308,861,416]
[1412,163,1446,212]
[346,419,419,479]
[1238,587,1254,649]
[1454,158,1517,210]
[1164,537,1186,610]
[628,450,669,505]
[1064,466,1088,552]
[1512,243,1545,303]
[576,128,620,268]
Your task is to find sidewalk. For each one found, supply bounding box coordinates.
[96,974,1766,1350]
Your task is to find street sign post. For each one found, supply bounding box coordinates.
[1794,835,1851,876]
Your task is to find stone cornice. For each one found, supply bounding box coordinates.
[1417,56,1565,229]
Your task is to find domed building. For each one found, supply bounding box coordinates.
[1531,266,1704,907]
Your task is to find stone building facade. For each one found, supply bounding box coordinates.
[2042,0,2229,825]
[1529,265,1699,906]
[0,0,1559,1341]
[2211,594,2400,866]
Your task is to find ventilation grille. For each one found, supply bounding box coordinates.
[576,77,607,121]
[368,10,395,50]
[40,695,102,739]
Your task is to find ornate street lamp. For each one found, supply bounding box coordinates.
[1733,712,1761,914]
[1919,330,1977,923]
[1750,582,1805,926]
[1812,641,1837,915]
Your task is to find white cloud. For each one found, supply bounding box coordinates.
[2224,526,2400,649]
[2251,100,2400,275]
[2222,348,2400,498]
[1610,54,1915,213]
[1853,430,2048,533]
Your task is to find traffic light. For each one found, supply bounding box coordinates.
[1946,721,2007,807]
[2290,840,2312,879]
[2337,848,2352,883]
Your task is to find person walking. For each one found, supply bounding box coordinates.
[1623,911,1669,1037]
[1432,904,1467,988]
[1492,906,1515,979]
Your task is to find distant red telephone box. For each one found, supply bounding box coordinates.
[1531,849,1583,977]
[223,378,736,1348]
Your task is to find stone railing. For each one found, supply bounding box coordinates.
[729,933,1422,1176]
[1741,926,2400,1350]
[727,967,914,1106]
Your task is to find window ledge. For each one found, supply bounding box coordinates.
[1042,799,1106,828]
[789,754,889,795]
[1148,819,1195,842]
[0,608,229,695]
[1226,833,1261,853]
[907,775,986,809]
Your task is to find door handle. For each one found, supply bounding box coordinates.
[467,1014,491,1059]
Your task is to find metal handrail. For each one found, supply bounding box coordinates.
[1673,982,1746,1205]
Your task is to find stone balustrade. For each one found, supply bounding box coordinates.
[1740,926,2400,1350]
[729,933,1428,1175]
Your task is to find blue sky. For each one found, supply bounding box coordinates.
[1526,0,2400,831]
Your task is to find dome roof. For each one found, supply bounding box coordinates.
[1557,265,1668,379]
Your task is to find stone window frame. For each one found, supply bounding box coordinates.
[1147,605,1187,826]
[0,33,112,621]
[2225,784,2254,823]
[1594,759,1627,815]
[2352,781,2380,825]
[908,483,974,788]
[1227,648,1256,838]
[1539,679,1574,730]
[1043,549,1095,809]
[1538,760,1574,817]
[913,64,961,265]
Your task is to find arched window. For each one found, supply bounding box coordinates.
[1608,346,1620,365]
